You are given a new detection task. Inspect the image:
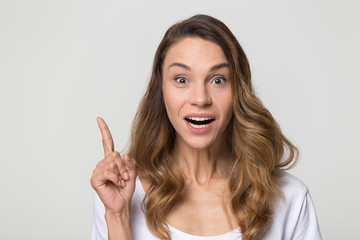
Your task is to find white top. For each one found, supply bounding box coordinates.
[91,172,321,240]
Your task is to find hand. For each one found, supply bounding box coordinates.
[90,117,137,216]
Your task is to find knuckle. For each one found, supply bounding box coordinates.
[119,163,126,171]
[109,162,116,169]
[90,176,97,187]
[118,167,126,175]
[112,151,120,157]
[96,161,103,168]
[103,169,115,178]
[103,170,110,176]
[115,157,123,165]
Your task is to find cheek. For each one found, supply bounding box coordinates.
[163,86,184,123]
[218,93,233,123]
[225,95,233,115]
[214,89,233,115]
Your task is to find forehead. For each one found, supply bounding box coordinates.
[163,37,228,68]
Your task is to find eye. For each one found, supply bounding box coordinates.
[175,77,189,84]
[211,77,226,85]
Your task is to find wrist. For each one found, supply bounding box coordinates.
[105,209,130,224]
[105,206,132,240]
[105,203,131,223]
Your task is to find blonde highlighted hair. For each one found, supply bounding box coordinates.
[128,14,297,240]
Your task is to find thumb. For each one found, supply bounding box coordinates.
[123,154,137,179]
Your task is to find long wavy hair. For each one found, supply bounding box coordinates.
[128,14,298,240]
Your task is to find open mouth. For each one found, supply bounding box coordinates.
[185,117,215,129]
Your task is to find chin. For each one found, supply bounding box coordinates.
[182,137,216,150]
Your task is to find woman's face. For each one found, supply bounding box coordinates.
[162,37,233,149]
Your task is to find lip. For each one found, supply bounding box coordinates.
[184,113,216,119]
[184,113,216,134]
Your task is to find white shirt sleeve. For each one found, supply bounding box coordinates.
[90,192,108,240]
[262,172,322,240]
[290,190,322,240]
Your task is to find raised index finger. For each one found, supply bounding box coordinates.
[97,117,114,156]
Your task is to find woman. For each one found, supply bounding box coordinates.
[91,15,321,240]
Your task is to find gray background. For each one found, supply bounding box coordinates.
[1,0,359,239]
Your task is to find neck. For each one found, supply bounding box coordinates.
[173,136,232,186]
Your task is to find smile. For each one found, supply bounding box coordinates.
[185,117,215,129]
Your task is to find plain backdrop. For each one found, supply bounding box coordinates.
[0,0,359,239]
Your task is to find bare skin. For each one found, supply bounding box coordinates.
[91,37,238,238]
[153,37,238,236]
[139,139,238,236]
[164,138,238,236]
[90,117,137,240]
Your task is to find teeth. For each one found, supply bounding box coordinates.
[188,122,209,129]
[188,117,212,121]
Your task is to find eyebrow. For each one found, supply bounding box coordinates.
[168,62,229,72]
[168,62,191,71]
[210,63,229,71]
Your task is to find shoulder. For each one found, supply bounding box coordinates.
[274,171,310,219]
[277,171,309,201]
[262,171,322,239]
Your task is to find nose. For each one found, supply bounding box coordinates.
[189,83,212,107]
